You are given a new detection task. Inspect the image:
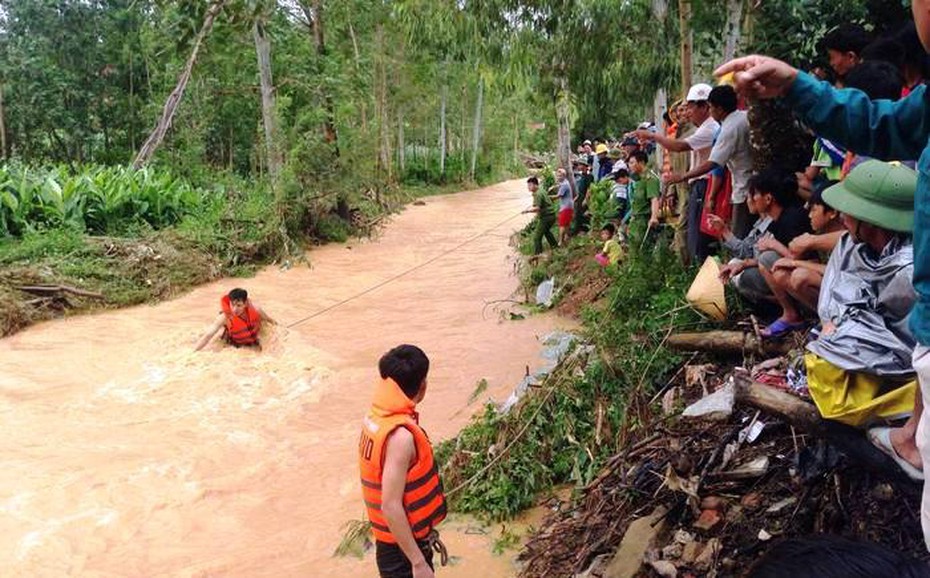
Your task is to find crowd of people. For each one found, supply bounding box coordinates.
[521,15,930,570]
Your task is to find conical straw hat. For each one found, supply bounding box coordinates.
[686,257,727,321]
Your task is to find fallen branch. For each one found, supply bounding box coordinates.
[17,284,104,299]
[731,373,910,479]
[667,330,792,356]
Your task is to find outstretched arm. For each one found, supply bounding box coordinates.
[194,314,226,351]
[716,56,930,161]
[255,303,277,325]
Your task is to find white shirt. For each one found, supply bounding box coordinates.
[684,116,720,183]
[708,110,753,204]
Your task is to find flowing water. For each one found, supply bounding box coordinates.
[0,180,569,577]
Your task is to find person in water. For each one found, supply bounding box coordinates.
[359,344,447,578]
[193,288,276,351]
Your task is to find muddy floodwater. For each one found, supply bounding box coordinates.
[0,180,570,577]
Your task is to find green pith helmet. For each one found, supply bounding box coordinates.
[822,159,916,233]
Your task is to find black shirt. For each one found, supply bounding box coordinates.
[768,204,812,246]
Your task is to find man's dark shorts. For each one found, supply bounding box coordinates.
[376,540,435,578]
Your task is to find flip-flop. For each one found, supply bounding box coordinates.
[867,426,925,482]
[761,318,807,339]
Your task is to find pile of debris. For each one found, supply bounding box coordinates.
[517,349,927,578]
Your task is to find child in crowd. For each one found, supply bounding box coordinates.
[764,182,846,329]
[595,223,623,267]
[611,167,631,220]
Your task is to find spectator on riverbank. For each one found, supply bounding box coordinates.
[611,167,632,221]
[666,84,754,239]
[595,144,613,181]
[717,33,930,514]
[194,288,276,352]
[819,23,873,81]
[716,168,811,321]
[763,182,846,333]
[595,223,623,267]
[572,158,593,235]
[555,168,574,245]
[635,83,720,264]
[625,150,661,245]
[523,176,558,255]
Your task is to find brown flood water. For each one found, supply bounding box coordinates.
[0,180,569,577]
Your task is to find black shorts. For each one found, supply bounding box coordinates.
[375,540,434,578]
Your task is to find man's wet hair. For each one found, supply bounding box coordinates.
[527,176,539,185]
[601,223,616,235]
[747,536,930,578]
[749,167,800,207]
[629,150,649,165]
[708,85,738,113]
[845,60,904,100]
[379,344,430,399]
[228,288,248,302]
[819,23,873,56]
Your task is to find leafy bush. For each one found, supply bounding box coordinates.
[0,163,206,237]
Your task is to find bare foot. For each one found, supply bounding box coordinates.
[890,427,923,470]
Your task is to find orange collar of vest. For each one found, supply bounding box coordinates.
[371,378,418,420]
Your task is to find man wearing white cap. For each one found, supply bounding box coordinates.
[636,83,720,264]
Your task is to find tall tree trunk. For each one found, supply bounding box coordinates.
[439,82,447,178]
[678,0,693,96]
[347,20,367,132]
[128,50,136,151]
[397,109,405,174]
[301,0,339,153]
[253,17,282,184]
[375,25,391,181]
[461,83,467,170]
[723,0,744,62]
[512,114,519,168]
[469,77,484,182]
[133,0,226,169]
[555,75,577,197]
[0,83,6,159]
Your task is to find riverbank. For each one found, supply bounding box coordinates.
[438,227,928,577]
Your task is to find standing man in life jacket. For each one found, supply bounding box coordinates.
[359,344,448,578]
[193,288,276,351]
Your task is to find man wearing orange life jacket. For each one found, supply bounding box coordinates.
[360,344,447,578]
[193,288,276,351]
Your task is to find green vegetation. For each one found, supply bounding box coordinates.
[438,240,706,521]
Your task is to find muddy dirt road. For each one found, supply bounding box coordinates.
[0,180,568,577]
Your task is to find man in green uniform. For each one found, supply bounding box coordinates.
[523,176,558,255]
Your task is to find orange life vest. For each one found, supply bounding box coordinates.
[220,295,261,346]
[359,378,447,544]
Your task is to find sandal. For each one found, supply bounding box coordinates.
[868,426,925,482]
[761,318,807,339]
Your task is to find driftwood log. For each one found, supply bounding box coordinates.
[731,373,910,480]
[667,330,793,356]
[17,285,104,300]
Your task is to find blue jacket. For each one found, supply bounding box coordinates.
[784,71,930,345]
